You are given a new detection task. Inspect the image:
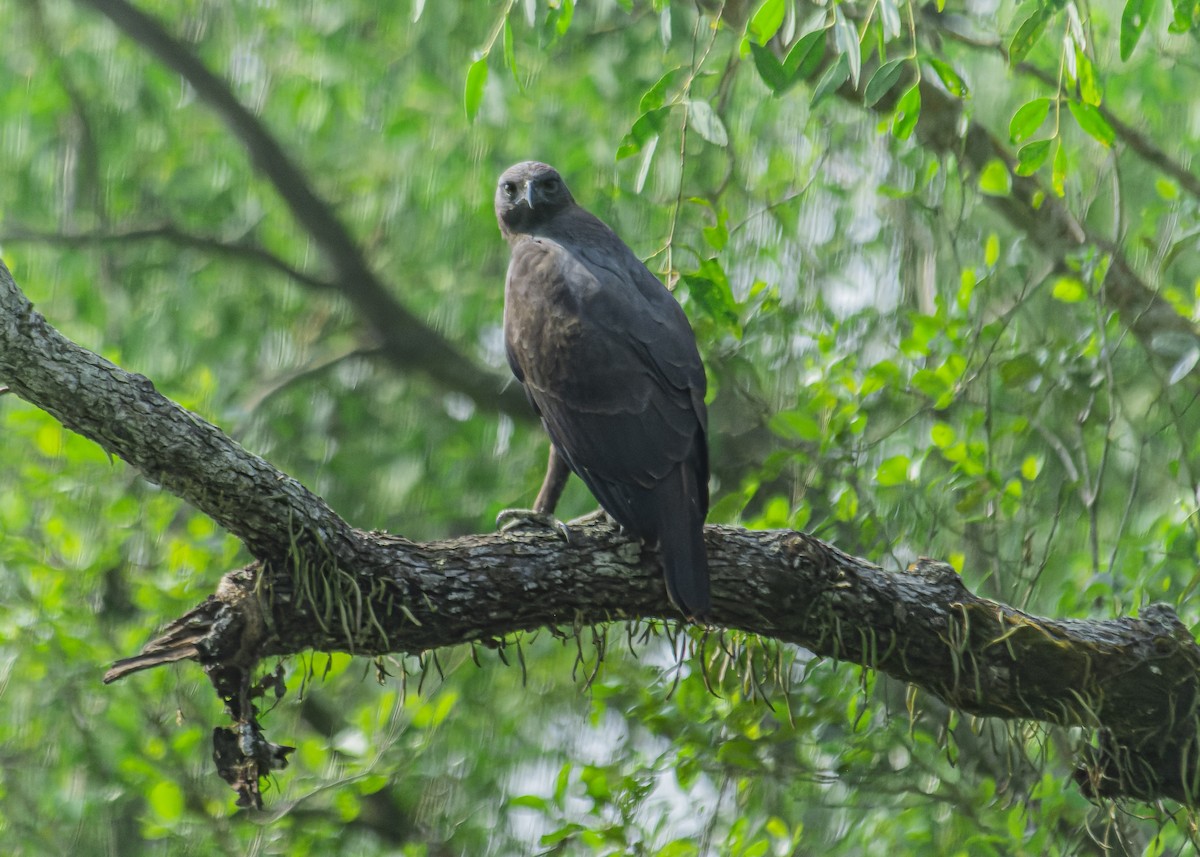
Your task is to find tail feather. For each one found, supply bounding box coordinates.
[656,464,710,621]
[578,460,711,620]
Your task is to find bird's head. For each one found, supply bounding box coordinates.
[495,161,575,238]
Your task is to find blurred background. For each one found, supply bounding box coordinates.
[2,0,1199,853]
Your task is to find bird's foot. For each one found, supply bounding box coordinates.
[568,508,615,528]
[496,508,572,544]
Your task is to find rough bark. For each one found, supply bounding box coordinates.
[3,257,1199,808]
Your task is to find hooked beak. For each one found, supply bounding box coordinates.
[519,181,535,209]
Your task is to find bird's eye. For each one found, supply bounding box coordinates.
[543,178,561,194]
[502,181,517,199]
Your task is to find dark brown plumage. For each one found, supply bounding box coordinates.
[494,161,710,619]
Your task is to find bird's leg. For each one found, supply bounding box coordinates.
[496,445,572,542]
[532,444,571,515]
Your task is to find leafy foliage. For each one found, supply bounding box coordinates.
[2,0,1200,853]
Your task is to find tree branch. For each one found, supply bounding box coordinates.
[0,223,337,293]
[827,36,1200,378]
[71,0,531,419]
[3,257,1199,808]
[929,15,1200,202]
[109,519,1200,809]
[906,80,1197,349]
[0,258,351,559]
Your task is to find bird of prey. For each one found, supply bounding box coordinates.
[494,161,711,620]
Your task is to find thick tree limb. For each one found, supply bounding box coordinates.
[71,0,531,419]
[3,258,1200,807]
[104,520,1200,808]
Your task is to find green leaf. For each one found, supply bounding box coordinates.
[911,367,948,399]
[744,841,771,857]
[148,780,186,822]
[541,823,586,846]
[834,485,859,521]
[1052,140,1067,196]
[770,410,822,442]
[413,689,459,727]
[1052,276,1087,302]
[683,258,741,332]
[783,29,827,81]
[640,67,684,112]
[833,6,862,87]
[508,794,549,810]
[1000,354,1041,387]
[554,763,571,803]
[979,159,1012,196]
[748,0,786,44]
[985,233,1000,267]
[958,266,977,308]
[1009,98,1050,143]
[1009,8,1050,64]
[863,359,902,395]
[464,57,488,122]
[502,18,522,88]
[617,107,669,159]
[749,43,789,93]
[876,454,911,486]
[928,58,968,97]
[864,58,906,107]
[656,840,701,857]
[554,0,574,35]
[811,55,850,108]
[1067,100,1115,147]
[580,764,612,801]
[687,100,729,146]
[702,219,728,251]
[1074,49,1103,105]
[1014,139,1053,175]
[752,31,827,95]
[1169,0,1198,32]
[891,82,921,139]
[1120,0,1157,60]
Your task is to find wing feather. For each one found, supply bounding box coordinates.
[504,232,706,507]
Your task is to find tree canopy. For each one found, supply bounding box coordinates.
[3,0,1200,853]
